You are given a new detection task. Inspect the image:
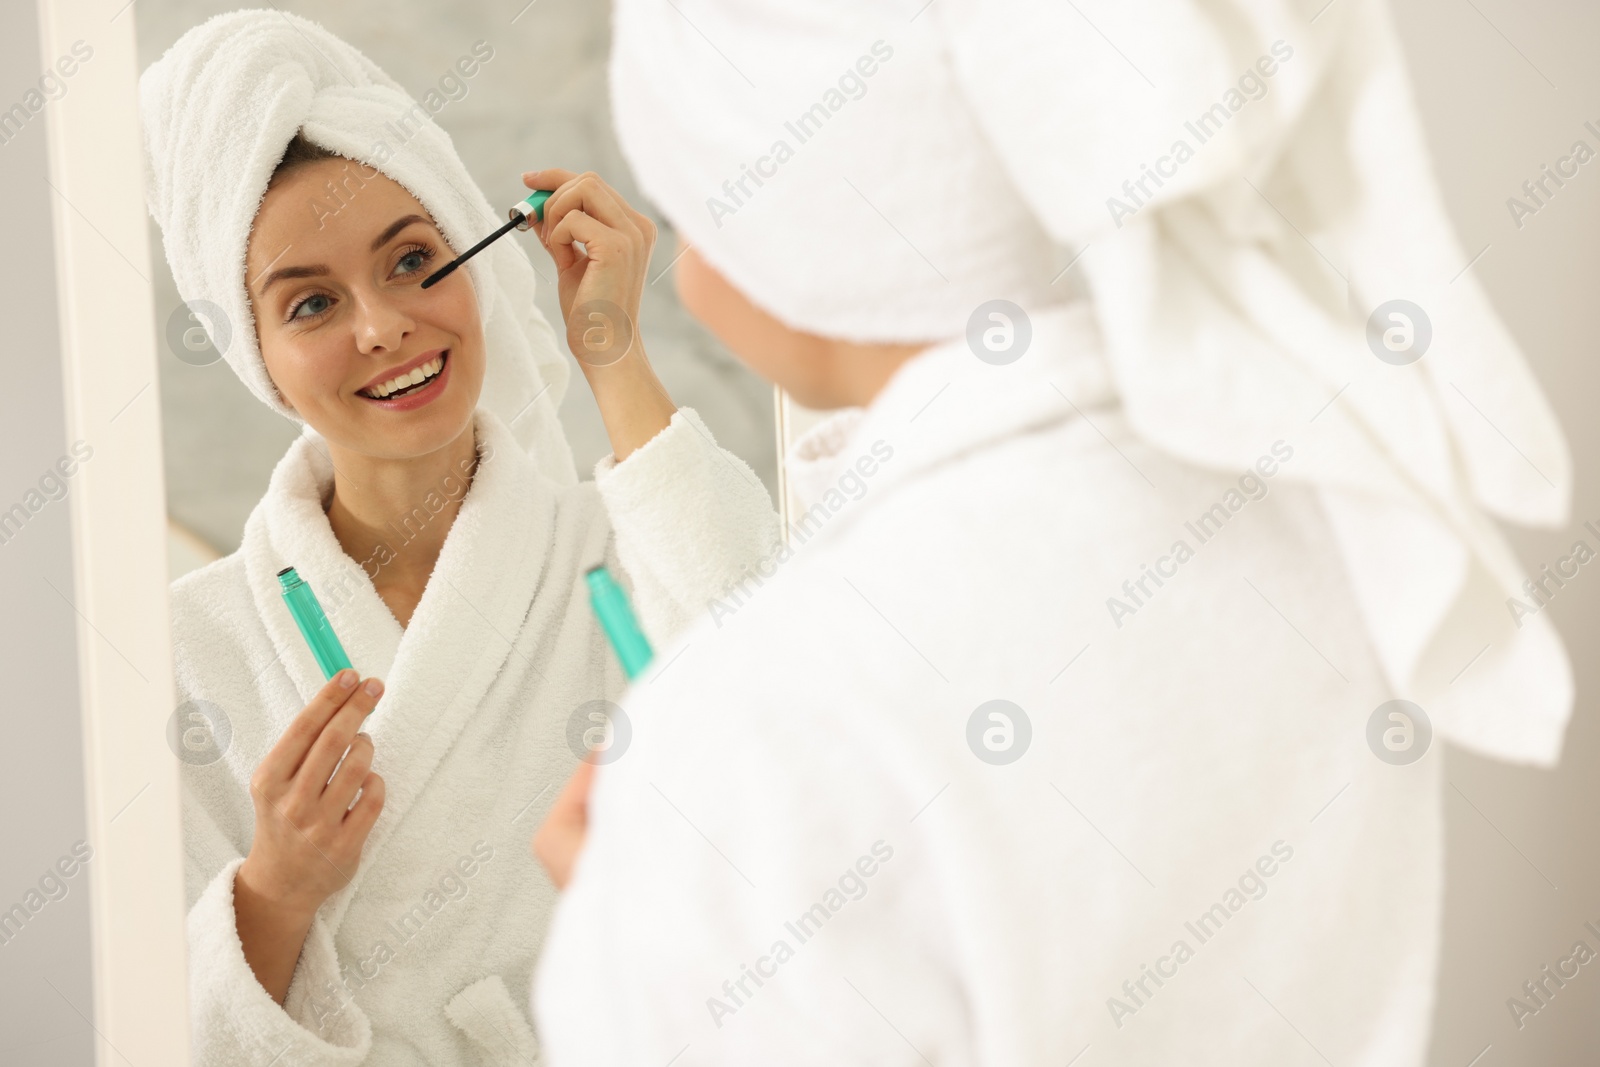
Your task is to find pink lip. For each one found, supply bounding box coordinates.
[358,349,451,411]
[358,348,447,394]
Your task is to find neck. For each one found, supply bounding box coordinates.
[827,339,933,407]
[322,418,480,595]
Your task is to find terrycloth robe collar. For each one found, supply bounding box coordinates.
[785,302,1116,521]
[240,405,561,931]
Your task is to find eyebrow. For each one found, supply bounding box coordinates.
[254,214,434,296]
[370,214,430,253]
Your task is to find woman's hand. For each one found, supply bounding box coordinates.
[234,669,386,1003]
[523,168,656,368]
[532,756,597,891]
[522,168,676,462]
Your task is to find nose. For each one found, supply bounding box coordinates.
[350,286,415,356]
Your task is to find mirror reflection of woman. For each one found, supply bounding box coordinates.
[142,12,777,1065]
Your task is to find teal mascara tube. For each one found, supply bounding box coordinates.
[277,566,353,680]
[585,565,653,681]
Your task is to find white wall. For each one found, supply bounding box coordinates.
[1395,0,1600,1059]
[0,0,96,1061]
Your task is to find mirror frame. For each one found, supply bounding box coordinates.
[41,0,192,1061]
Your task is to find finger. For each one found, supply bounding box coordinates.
[531,820,575,887]
[547,209,629,266]
[343,771,385,836]
[261,669,362,784]
[532,759,596,890]
[568,757,597,811]
[633,209,659,255]
[568,175,637,234]
[522,167,578,189]
[322,732,375,815]
[295,677,384,799]
[547,758,597,834]
[543,175,640,249]
[545,225,584,274]
[521,168,580,240]
[577,173,658,246]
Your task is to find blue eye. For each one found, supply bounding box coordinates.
[288,293,331,321]
[395,244,435,277]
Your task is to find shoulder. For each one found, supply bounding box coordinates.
[168,551,267,688]
[788,410,1178,604]
[169,550,252,630]
[542,474,612,570]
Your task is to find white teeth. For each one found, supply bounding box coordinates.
[365,355,444,398]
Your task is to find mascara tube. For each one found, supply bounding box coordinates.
[507,189,553,230]
[585,565,653,680]
[277,566,353,680]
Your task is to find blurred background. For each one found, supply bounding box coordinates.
[1,0,1594,1063]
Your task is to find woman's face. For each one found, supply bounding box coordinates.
[245,158,484,460]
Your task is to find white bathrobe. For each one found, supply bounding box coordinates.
[534,304,1478,1064]
[172,403,778,1067]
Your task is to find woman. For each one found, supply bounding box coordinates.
[530,0,1573,1063]
[143,11,777,1065]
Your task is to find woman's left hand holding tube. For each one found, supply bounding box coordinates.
[523,168,676,462]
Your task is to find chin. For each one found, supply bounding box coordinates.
[343,381,482,461]
[397,398,479,456]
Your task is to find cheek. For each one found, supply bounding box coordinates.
[671,254,716,328]
[427,284,486,397]
[439,284,483,347]
[259,328,347,406]
[674,255,810,383]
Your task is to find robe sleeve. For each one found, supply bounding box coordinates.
[183,795,374,1066]
[590,405,781,645]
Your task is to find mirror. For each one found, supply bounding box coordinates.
[136,2,791,1064]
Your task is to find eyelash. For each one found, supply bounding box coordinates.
[282,242,439,324]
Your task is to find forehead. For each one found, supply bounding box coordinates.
[248,157,432,262]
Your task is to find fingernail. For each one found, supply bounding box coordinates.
[363,679,384,697]
[338,669,358,689]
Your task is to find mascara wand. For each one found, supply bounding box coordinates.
[420,189,554,290]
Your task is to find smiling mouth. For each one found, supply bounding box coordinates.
[359,351,448,399]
